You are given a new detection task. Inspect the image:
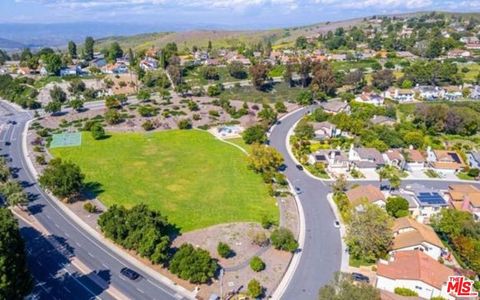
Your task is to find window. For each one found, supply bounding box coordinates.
[415,286,422,290]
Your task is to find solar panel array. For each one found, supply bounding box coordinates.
[416,192,446,205]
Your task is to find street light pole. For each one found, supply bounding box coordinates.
[219,268,224,300]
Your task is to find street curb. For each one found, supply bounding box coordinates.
[326,194,349,272]
[270,107,307,300]
[21,119,196,300]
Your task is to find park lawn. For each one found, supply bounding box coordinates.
[227,138,252,153]
[458,62,480,83]
[51,130,278,232]
[219,82,306,103]
[183,66,248,86]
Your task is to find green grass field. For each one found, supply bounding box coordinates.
[51,130,278,232]
[219,82,305,103]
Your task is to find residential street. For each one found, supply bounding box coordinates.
[0,101,191,300]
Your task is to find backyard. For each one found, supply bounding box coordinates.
[50,130,278,232]
[219,82,306,103]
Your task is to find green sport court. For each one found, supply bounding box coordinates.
[50,132,82,148]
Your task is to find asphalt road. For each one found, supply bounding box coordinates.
[0,101,187,300]
[269,106,342,300]
[268,106,480,300]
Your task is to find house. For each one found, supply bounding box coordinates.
[470,86,480,100]
[139,58,158,71]
[383,149,405,169]
[308,149,349,172]
[443,86,463,101]
[468,151,480,169]
[355,92,384,106]
[403,148,426,172]
[319,100,350,115]
[370,115,396,126]
[329,54,347,61]
[383,88,415,103]
[101,63,129,74]
[59,66,79,77]
[145,47,161,59]
[204,58,221,66]
[348,146,385,170]
[396,51,417,59]
[447,185,480,221]
[310,121,341,139]
[17,67,33,75]
[391,217,445,260]
[90,57,107,69]
[405,183,448,222]
[466,43,480,50]
[376,250,455,300]
[345,184,386,207]
[447,49,471,59]
[414,86,444,101]
[426,148,466,174]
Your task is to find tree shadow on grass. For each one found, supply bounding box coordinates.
[82,181,104,200]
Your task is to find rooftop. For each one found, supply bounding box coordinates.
[377,250,454,289]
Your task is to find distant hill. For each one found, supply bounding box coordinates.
[94,18,367,51]
[0,38,25,50]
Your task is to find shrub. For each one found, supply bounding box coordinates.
[249,256,266,272]
[247,279,262,298]
[90,123,105,140]
[142,120,155,131]
[177,119,192,129]
[249,230,269,247]
[261,215,274,229]
[83,202,97,213]
[394,287,418,297]
[169,244,218,283]
[98,204,171,264]
[270,227,298,252]
[217,242,232,258]
[242,125,267,145]
[468,168,480,178]
[35,155,47,165]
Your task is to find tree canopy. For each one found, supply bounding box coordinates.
[169,243,218,283]
[38,158,85,200]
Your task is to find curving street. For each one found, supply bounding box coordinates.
[269,105,480,300]
[269,106,342,300]
[0,101,190,300]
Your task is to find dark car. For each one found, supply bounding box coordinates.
[120,267,141,280]
[7,120,16,125]
[4,141,10,146]
[296,164,304,171]
[351,272,370,283]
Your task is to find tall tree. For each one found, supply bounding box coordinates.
[84,36,95,61]
[38,158,85,200]
[68,41,77,59]
[44,53,63,76]
[345,203,393,262]
[319,272,380,300]
[311,62,337,96]
[249,63,270,90]
[0,208,33,299]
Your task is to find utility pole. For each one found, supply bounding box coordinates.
[219,268,224,300]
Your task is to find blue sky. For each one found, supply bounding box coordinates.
[1,0,479,28]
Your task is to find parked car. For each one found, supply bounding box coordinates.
[334,220,340,228]
[351,272,369,283]
[120,267,141,280]
[7,120,16,125]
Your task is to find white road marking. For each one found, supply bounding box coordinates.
[88,252,94,258]
[136,288,145,294]
[64,287,71,293]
